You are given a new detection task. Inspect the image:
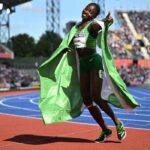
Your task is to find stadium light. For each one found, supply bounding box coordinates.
[6,8,10,14]
[6,7,15,14]
[0,3,3,10]
[0,0,32,45]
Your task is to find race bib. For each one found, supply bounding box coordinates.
[74,34,86,48]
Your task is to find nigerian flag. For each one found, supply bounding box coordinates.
[38,21,140,125]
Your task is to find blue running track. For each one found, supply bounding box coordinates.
[0,87,150,130]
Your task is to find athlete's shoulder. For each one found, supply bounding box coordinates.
[89,19,104,34]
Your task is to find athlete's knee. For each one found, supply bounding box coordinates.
[86,102,97,108]
[83,100,92,107]
[92,96,107,107]
[82,98,94,108]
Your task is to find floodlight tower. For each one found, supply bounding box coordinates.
[0,6,11,44]
[46,0,60,34]
[92,0,105,18]
[0,0,32,45]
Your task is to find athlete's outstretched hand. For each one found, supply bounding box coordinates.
[103,12,113,24]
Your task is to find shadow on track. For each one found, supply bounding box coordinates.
[5,134,120,145]
[5,134,93,144]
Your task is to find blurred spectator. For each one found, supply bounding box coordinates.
[109,10,150,59]
[119,63,149,86]
[127,11,150,40]
[108,30,129,59]
[0,63,38,89]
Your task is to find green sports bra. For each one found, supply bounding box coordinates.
[74,21,96,49]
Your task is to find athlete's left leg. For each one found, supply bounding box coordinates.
[90,69,126,141]
[90,69,120,126]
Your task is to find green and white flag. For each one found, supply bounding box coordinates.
[38,21,140,125]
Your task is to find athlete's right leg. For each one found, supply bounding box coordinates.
[80,71,108,131]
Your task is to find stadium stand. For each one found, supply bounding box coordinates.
[108,10,150,86]
[115,10,150,59]
[0,63,39,91]
[0,9,150,91]
[0,44,43,90]
[118,62,149,86]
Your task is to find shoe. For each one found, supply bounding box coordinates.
[95,129,112,143]
[116,121,126,141]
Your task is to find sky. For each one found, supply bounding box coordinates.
[7,0,150,41]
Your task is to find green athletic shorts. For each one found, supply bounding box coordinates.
[79,53,104,72]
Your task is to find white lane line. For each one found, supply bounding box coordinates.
[0,96,30,101]
[125,122,150,127]
[1,93,150,128]
[67,121,150,131]
[0,112,41,119]
[135,108,150,111]
[80,114,150,123]
[129,88,150,96]
[133,96,150,101]
[0,98,39,112]
[0,113,150,131]
[84,109,150,116]
[112,107,150,111]
[134,109,150,113]
[84,111,150,117]
[30,98,38,105]
[13,96,37,100]
[134,102,150,105]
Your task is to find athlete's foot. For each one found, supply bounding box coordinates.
[95,128,112,143]
[116,121,126,141]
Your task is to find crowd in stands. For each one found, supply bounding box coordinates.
[127,11,150,40]
[108,30,129,59]
[108,10,150,86]
[108,10,150,59]
[108,30,145,59]
[119,63,149,86]
[0,63,38,90]
[146,45,150,55]
[0,10,150,89]
[0,61,149,89]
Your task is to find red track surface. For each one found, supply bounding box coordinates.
[0,89,39,96]
[0,91,150,150]
[0,114,150,150]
